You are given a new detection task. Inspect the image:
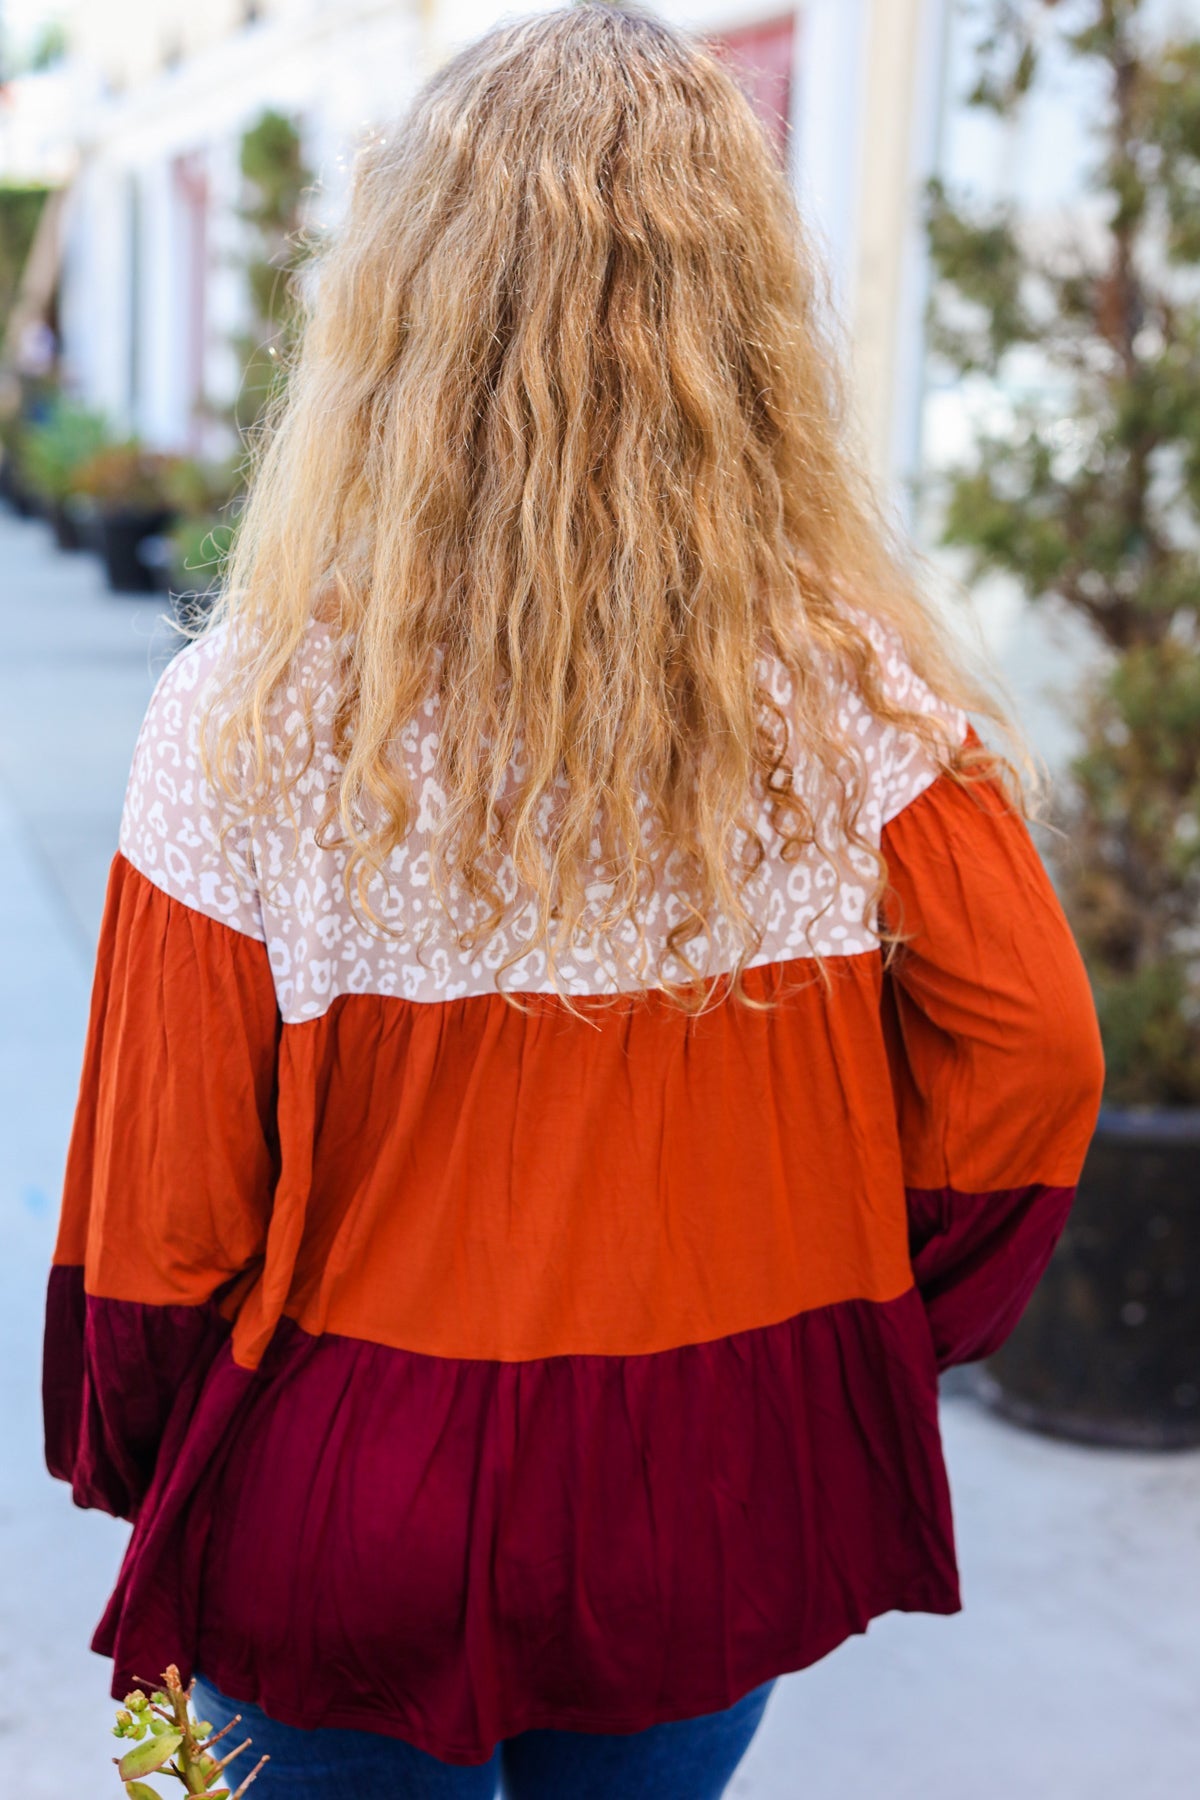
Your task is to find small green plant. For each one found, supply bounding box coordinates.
[167,515,237,622]
[111,1664,268,1798]
[161,454,243,613]
[20,397,111,504]
[72,442,182,512]
[162,453,244,522]
[231,109,313,436]
[0,182,51,329]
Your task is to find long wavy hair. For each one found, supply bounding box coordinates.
[204,1,1023,1003]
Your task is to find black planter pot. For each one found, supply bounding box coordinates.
[976,1107,1200,1449]
[73,499,104,554]
[48,500,85,552]
[98,507,173,594]
[3,471,38,517]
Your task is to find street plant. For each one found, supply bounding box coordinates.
[231,109,314,438]
[925,0,1200,1105]
[0,182,51,336]
[110,1664,267,1798]
[72,442,183,514]
[160,454,244,616]
[169,110,313,596]
[20,396,112,505]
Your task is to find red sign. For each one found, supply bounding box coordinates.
[707,13,797,159]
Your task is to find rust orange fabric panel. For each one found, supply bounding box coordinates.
[52,855,279,1306]
[240,959,916,1366]
[59,859,916,1363]
[880,759,1105,1195]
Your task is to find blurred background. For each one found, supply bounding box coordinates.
[1,2,1197,1795]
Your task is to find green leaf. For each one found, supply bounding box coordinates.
[117,1730,183,1778]
[125,1783,162,1799]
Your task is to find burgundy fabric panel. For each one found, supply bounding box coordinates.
[42,1266,231,1521]
[42,1264,87,1494]
[905,1184,1077,1372]
[91,1288,961,1766]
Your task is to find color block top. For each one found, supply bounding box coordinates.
[43,613,1105,1765]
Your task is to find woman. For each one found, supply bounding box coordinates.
[43,7,1104,1797]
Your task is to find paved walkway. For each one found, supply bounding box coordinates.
[0,508,1195,1797]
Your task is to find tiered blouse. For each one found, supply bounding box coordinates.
[43,615,1104,1765]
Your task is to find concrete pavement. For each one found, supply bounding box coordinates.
[0,508,1195,1797]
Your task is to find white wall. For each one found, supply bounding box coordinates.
[58,0,426,441]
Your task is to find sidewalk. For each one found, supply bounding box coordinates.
[0,508,1195,1797]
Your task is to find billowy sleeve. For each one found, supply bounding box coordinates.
[42,632,279,1518]
[878,703,1105,1371]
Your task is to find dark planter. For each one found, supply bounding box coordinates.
[98,507,174,594]
[48,500,85,552]
[2,470,38,517]
[73,498,104,554]
[975,1107,1200,1449]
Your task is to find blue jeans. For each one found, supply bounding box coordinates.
[191,1672,775,1799]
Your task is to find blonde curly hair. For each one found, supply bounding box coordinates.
[204,2,1021,1003]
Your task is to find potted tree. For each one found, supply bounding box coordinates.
[0,408,38,515]
[150,112,310,631]
[161,453,244,629]
[71,442,182,593]
[924,0,1200,1447]
[230,109,312,438]
[19,396,111,549]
